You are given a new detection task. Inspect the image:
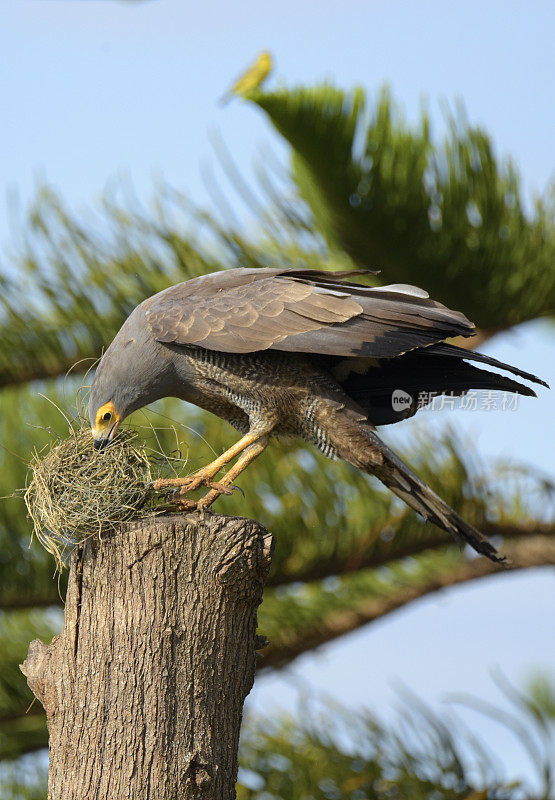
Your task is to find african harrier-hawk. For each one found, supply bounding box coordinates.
[89,268,547,562]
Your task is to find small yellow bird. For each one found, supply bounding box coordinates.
[220,51,273,105]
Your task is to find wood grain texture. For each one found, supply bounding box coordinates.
[21,513,273,800]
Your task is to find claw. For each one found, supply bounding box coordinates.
[151,471,245,517]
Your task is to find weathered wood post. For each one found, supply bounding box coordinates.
[21,512,273,800]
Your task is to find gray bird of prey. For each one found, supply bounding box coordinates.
[89,268,547,563]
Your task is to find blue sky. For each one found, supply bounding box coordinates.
[2,0,554,788]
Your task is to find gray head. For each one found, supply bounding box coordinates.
[89,305,176,449]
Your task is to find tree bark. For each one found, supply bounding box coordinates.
[20,512,273,800]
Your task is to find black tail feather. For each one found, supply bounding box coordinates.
[365,431,505,563]
[426,342,549,388]
[335,346,545,426]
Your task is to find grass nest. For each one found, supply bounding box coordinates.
[25,425,158,568]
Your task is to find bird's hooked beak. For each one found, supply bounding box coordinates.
[92,402,121,450]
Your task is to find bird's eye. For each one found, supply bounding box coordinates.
[103,412,112,422]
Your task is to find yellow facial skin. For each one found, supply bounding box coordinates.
[92,401,121,448]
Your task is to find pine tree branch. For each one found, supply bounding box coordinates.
[0,348,99,392]
[3,533,553,748]
[0,592,63,611]
[0,716,48,761]
[0,704,46,725]
[265,521,555,587]
[3,523,550,609]
[250,85,555,331]
[259,536,555,670]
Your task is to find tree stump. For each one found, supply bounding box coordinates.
[20,512,273,800]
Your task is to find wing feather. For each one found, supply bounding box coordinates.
[144,267,475,358]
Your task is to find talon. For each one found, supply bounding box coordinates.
[152,470,245,515]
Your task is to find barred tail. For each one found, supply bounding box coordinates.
[336,425,505,563]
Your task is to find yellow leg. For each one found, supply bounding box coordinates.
[195,438,269,509]
[152,432,262,493]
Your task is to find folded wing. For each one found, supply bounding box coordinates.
[144,267,475,358]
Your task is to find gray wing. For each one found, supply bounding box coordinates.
[143,267,475,358]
